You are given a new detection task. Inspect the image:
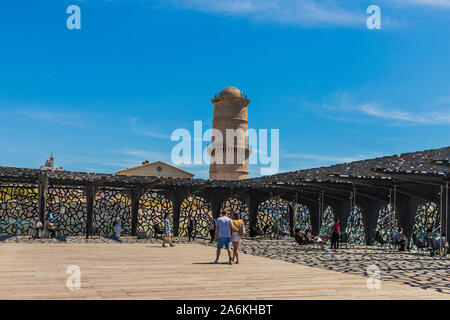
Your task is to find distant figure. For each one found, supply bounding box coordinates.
[214,211,233,264]
[393,227,408,251]
[187,216,195,241]
[209,217,216,243]
[422,228,437,256]
[114,216,122,240]
[33,218,43,239]
[163,213,174,247]
[231,212,245,264]
[435,233,448,258]
[45,211,53,223]
[330,218,340,251]
[374,230,386,245]
[46,218,56,239]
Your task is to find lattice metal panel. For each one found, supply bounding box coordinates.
[376,204,397,240]
[138,192,172,233]
[320,206,335,235]
[294,204,311,232]
[0,184,39,236]
[220,198,249,234]
[179,196,212,238]
[412,202,440,239]
[94,188,131,236]
[345,205,365,245]
[256,199,290,236]
[47,187,87,236]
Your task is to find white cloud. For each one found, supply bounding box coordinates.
[165,0,366,27]
[393,0,450,7]
[17,110,86,127]
[359,104,450,124]
[128,117,171,139]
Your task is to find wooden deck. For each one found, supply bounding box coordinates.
[0,242,448,300]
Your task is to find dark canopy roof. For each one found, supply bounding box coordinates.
[0,147,448,202]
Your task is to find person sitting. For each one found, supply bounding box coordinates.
[294,229,309,245]
[304,229,315,245]
[435,233,448,258]
[46,219,56,239]
[393,227,408,251]
[411,233,427,249]
[32,218,43,239]
[374,230,386,245]
[422,228,437,256]
[312,231,329,252]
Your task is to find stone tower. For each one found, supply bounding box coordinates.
[209,87,250,180]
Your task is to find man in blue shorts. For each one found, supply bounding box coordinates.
[214,211,233,264]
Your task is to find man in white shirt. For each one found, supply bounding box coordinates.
[214,212,233,264]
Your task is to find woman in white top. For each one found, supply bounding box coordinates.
[114,216,122,240]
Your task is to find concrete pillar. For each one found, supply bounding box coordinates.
[330,198,351,232]
[356,197,385,245]
[439,184,449,238]
[130,187,145,236]
[247,195,260,237]
[396,193,423,238]
[170,190,188,237]
[38,174,48,224]
[288,203,294,236]
[85,185,97,239]
[210,196,223,220]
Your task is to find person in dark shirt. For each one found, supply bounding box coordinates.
[187,216,195,241]
[330,218,340,251]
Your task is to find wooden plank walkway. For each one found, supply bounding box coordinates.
[0,242,448,300]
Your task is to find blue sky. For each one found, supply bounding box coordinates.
[0,0,449,178]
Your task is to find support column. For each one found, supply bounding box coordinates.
[288,203,294,236]
[357,197,385,245]
[85,184,97,239]
[330,197,351,232]
[439,184,449,238]
[38,173,48,224]
[211,196,223,220]
[446,183,449,238]
[130,187,145,236]
[308,201,320,236]
[396,193,423,238]
[247,195,260,237]
[170,190,187,237]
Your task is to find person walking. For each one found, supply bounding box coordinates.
[163,213,174,247]
[32,218,43,239]
[330,218,340,251]
[231,212,245,264]
[114,215,122,240]
[209,217,216,243]
[187,216,195,241]
[214,212,233,264]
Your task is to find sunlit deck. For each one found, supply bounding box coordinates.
[0,238,448,300]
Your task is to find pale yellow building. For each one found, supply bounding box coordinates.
[115,161,194,179]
